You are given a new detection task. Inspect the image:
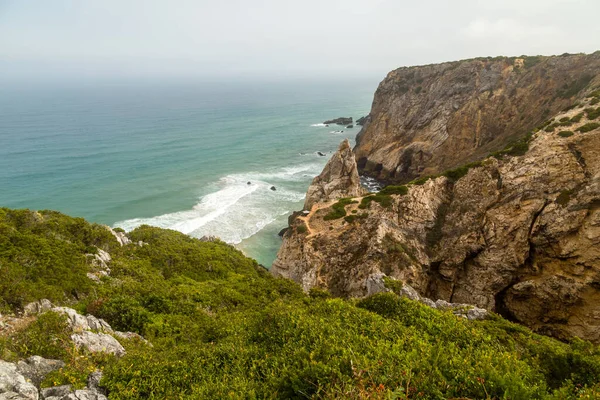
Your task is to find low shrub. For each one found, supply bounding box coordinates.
[358,194,393,209]
[577,123,600,133]
[585,107,600,120]
[558,131,574,138]
[570,112,585,123]
[323,198,358,221]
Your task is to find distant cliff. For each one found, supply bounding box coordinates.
[354,52,600,183]
[273,73,600,343]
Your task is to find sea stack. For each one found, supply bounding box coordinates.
[303,139,367,211]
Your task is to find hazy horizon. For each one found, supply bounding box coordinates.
[1,0,599,83]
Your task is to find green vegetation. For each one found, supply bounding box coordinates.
[522,55,543,69]
[0,208,117,312]
[1,208,600,399]
[378,185,409,196]
[570,112,585,123]
[343,213,367,224]
[556,190,573,206]
[585,107,600,120]
[296,223,308,234]
[577,122,600,133]
[558,130,574,138]
[557,75,594,99]
[323,198,358,221]
[358,193,393,209]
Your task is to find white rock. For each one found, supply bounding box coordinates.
[0,361,38,400]
[71,331,125,357]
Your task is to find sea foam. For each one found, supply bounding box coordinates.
[115,163,321,244]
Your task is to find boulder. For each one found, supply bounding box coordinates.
[16,356,65,387]
[71,331,125,357]
[41,385,72,399]
[0,361,38,400]
[23,299,53,316]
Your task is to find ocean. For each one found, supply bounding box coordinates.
[0,78,377,266]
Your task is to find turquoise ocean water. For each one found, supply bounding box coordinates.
[0,79,377,265]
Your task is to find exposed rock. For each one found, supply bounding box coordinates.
[354,53,600,183]
[278,228,288,237]
[85,248,111,282]
[323,117,352,126]
[317,151,326,157]
[71,331,125,357]
[16,356,65,387]
[0,393,32,400]
[113,331,151,346]
[51,308,112,334]
[60,389,107,400]
[302,139,367,210]
[86,372,103,394]
[23,299,53,316]
[365,274,488,320]
[346,125,354,129]
[270,186,276,191]
[0,361,38,400]
[273,100,600,342]
[356,116,369,126]
[41,385,72,399]
[106,227,130,246]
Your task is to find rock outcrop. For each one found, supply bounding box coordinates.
[324,117,352,126]
[0,356,107,400]
[303,139,367,210]
[354,52,600,183]
[273,90,600,343]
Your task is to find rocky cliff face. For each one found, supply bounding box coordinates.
[303,138,366,210]
[355,53,600,183]
[273,86,600,343]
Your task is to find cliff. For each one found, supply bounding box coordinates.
[273,85,600,343]
[303,138,367,210]
[354,52,600,183]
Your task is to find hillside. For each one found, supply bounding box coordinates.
[354,52,600,183]
[1,208,600,398]
[273,80,600,344]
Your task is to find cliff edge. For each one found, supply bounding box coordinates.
[355,52,600,183]
[273,83,600,343]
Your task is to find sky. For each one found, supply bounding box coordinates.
[0,0,599,82]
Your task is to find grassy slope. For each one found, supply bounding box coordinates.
[0,208,599,399]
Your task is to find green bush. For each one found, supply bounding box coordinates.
[11,312,72,360]
[558,131,574,138]
[577,123,600,133]
[323,198,358,221]
[570,112,585,123]
[378,185,409,196]
[2,208,600,399]
[358,193,393,209]
[557,75,594,98]
[296,224,308,234]
[585,107,600,120]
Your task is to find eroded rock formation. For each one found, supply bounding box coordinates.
[303,139,367,210]
[273,91,600,343]
[354,52,600,183]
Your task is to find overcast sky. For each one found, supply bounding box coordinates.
[1,0,599,82]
